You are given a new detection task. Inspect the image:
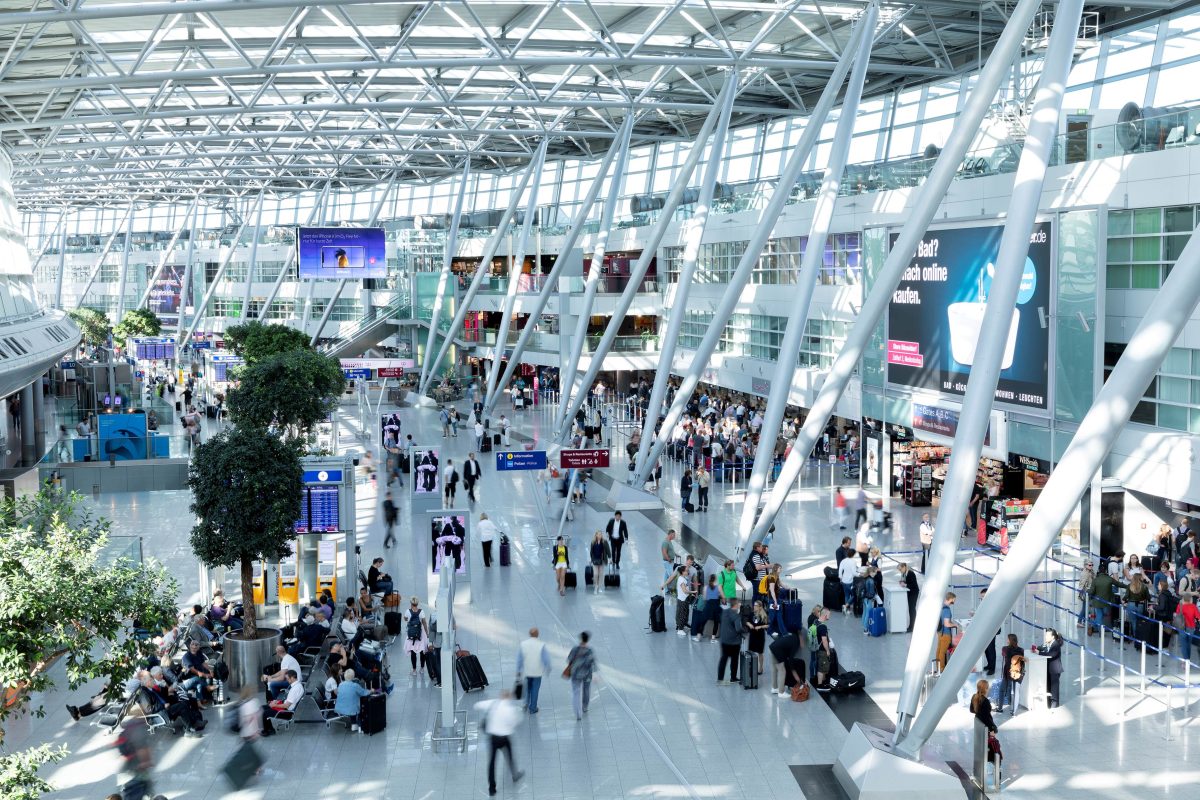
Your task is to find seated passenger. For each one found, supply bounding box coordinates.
[260,670,303,737]
[332,669,371,731]
[262,645,302,700]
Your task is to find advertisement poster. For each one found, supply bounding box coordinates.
[865,435,880,486]
[430,513,468,574]
[147,265,189,317]
[97,413,148,461]
[887,221,1052,410]
[296,226,387,278]
[413,446,440,498]
[381,413,402,448]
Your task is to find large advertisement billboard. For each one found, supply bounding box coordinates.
[147,264,189,317]
[887,222,1052,410]
[296,227,387,278]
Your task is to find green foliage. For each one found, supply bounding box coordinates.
[66,307,111,347]
[224,321,312,364]
[112,308,163,348]
[0,489,178,731]
[226,349,345,441]
[0,744,65,800]
[188,427,304,638]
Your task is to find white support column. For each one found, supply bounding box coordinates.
[748,0,1044,547]
[419,162,471,391]
[422,140,549,395]
[181,192,264,349]
[31,209,66,295]
[554,119,634,436]
[139,196,199,310]
[737,4,877,555]
[485,124,635,420]
[484,153,547,409]
[172,205,203,347]
[558,74,737,443]
[259,181,334,321]
[54,218,69,310]
[633,9,873,486]
[894,0,1085,748]
[75,204,134,310]
[114,206,136,321]
[238,190,269,318]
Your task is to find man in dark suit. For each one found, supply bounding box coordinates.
[606,511,629,569]
[898,562,919,633]
[463,452,483,503]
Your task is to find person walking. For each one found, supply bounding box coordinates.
[439,406,450,438]
[382,491,398,548]
[854,488,868,528]
[717,598,745,684]
[442,459,459,506]
[936,592,959,671]
[605,511,628,570]
[919,513,934,573]
[478,512,498,567]
[696,466,711,511]
[474,691,525,796]
[516,628,551,714]
[564,631,597,720]
[831,488,848,529]
[463,452,482,504]
[474,419,485,451]
[552,536,570,596]
[589,531,611,594]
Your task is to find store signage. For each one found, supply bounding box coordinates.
[377,367,406,378]
[340,358,416,370]
[912,403,992,446]
[495,450,548,471]
[560,449,610,469]
[887,222,1052,410]
[751,377,771,395]
[1010,453,1049,473]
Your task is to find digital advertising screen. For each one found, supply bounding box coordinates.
[296,226,387,279]
[413,447,441,498]
[886,221,1052,410]
[147,265,189,317]
[430,512,468,574]
[97,413,148,461]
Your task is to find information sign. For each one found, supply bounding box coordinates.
[560,449,610,469]
[496,450,548,471]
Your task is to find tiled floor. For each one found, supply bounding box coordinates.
[9,396,1196,799]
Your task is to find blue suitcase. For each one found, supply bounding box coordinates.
[867,606,887,637]
[780,600,804,633]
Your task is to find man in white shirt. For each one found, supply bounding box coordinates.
[474,420,485,451]
[838,556,860,616]
[261,669,303,736]
[515,627,551,713]
[261,645,302,700]
[919,513,935,573]
[443,459,459,505]
[475,690,525,796]
[478,512,498,567]
[498,415,511,446]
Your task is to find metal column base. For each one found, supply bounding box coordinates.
[834,724,966,800]
[414,394,439,408]
[432,709,467,753]
[604,481,664,512]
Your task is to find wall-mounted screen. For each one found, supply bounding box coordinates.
[886,221,1052,410]
[295,485,340,532]
[297,226,387,279]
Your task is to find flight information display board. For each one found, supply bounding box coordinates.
[295,485,340,532]
[133,338,176,361]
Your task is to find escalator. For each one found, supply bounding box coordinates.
[318,294,479,360]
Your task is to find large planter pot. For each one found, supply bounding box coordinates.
[222,628,281,695]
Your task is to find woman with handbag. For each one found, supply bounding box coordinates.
[563,631,597,721]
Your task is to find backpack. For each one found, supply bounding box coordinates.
[743,554,757,583]
[807,622,819,652]
[1008,654,1025,682]
[406,609,422,640]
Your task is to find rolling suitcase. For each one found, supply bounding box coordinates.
[852,576,868,617]
[585,565,595,586]
[480,436,492,453]
[563,571,577,589]
[384,611,403,637]
[494,433,502,445]
[650,595,667,632]
[867,606,887,637]
[683,501,695,513]
[398,453,411,474]
[499,535,511,567]
[780,600,804,633]
[741,652,759,689]
[427,647,442,686]
[604,572,620,589]
[360,692,387,735]
[455,653,488,692]
[822,576,843,613]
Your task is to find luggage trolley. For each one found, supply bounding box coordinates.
[868,501,892,533]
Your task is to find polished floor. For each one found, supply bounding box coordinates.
[10,395,1194,799]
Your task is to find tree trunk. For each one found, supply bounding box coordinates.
[240,554,257,640]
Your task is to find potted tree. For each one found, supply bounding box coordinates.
[188,426,303,691]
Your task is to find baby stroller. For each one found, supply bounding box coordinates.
[869,500,893,533]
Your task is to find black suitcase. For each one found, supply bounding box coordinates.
[650,595,667,632]
[206,405,217,419]
[499,536,511,567]
[585,565,595,586]
[455,653,488,692]
[360,692,387,735]
[175,400,182,412]
[824,566,839,580]
[683,501,695,513]
[829,670,865,694]
[741,652,759,689]
[493,433,502,445]
[822,576,843,612]
[480,436,492,453]
[398,453,411,474]
[604,572,620,589]
[563,571,577,589]
[427,646,442,685]
[384,611,402,636]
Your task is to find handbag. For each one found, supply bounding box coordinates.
[791,684,810,703]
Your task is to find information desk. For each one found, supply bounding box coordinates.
[1020,652,1049,712]
[883,584,910,633]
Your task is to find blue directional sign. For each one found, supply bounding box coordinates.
[496,450,548,471]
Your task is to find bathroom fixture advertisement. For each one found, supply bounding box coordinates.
[886,221,1052,410]
[296,226,387,278]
